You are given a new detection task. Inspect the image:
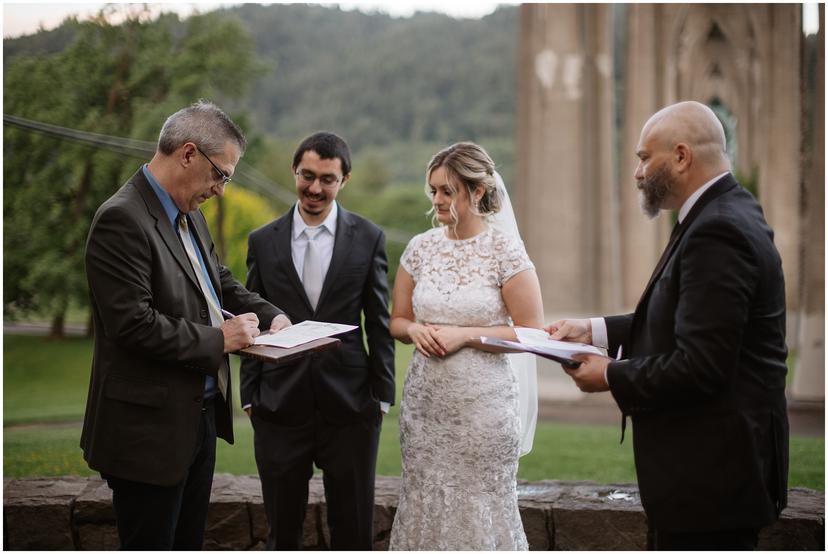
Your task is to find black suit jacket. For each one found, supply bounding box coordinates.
[81,169,282,487]
[240,204,395,425]
[605,174,789,532]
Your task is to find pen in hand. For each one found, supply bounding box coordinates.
[221,309,283,336]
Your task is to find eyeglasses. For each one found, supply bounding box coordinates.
[196,146,232,186]
[294,170,342,188]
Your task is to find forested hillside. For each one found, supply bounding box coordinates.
[226,4,517,148]
[5,4,519,150]
[3,4,520,330]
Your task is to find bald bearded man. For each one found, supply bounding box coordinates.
[548,101,789,550]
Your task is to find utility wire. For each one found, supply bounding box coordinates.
[4,113,413,244]
[3,113,295,205]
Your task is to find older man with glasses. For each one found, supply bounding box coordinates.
[241,131,395,550]
[196,144,233,187]
[82,100,290,549]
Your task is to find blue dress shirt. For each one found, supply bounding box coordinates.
[143,164,220,398]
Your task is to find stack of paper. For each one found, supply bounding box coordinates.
[480,327,604,368]
[254,320,357,348]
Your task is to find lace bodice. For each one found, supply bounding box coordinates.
[390,225,534,551]
[400,226,534,327]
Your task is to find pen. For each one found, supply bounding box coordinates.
[221,308,235,320]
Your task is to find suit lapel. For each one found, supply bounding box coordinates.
[635,223,685,309]
[134,175,202,295]
[189,211,223,303]
[272,206,310,308]
[634,174,738,310]
[317,207,356,309]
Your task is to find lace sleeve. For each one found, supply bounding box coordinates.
[400,233,423,281]
[497,233,535,286]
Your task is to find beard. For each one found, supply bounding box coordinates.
[637,164,675,219]
[300,190,328,215]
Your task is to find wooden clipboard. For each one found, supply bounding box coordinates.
[235,337,340,365]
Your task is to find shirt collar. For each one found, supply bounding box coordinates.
[293,201,338,239]
[678,171,730,223]
[143,164,180,227]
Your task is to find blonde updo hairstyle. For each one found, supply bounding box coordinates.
[425,142,502,228]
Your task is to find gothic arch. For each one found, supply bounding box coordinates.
[666,6,762,176]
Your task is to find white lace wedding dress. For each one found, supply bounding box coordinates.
[389,225,533,551]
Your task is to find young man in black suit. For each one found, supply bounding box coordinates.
[82,101,290,549]
[241,132,395,549]
[549,101,789,550]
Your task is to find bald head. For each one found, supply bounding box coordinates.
[641,101,730,171]
[633,101,733,215]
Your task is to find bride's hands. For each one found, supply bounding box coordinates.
[407,323,472,358]
[431,326,471,356]
[408,322,446,358]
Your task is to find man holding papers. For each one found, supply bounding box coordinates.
[480,328,602,369]
[548,102,788,550]
[241,132,395,549]
[81,101,289,549]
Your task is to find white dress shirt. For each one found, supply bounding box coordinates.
[592,172,730,382]
[292,201,338,281]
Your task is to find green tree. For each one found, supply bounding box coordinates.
[201,187,281,281]
[4,7,259,336]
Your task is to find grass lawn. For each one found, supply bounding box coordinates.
[4,335,95,424]
[4,334,825,490]
[5,420,824,490]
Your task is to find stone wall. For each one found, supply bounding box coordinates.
[3,475,824,550]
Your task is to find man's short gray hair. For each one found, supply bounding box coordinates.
[157,100,246,156]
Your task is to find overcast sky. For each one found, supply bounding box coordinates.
[2,1,515,38]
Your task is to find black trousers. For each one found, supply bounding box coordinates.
[648,524,759,551]
[251,410,382,550]
[104,400,217,550]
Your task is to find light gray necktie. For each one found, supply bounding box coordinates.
[178,215,228,399]
[302,227,324,310]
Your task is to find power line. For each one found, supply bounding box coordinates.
[4,113,413,244]
[3,113,295,205]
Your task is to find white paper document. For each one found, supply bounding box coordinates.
[480,327,604,366]
[514,327,604,356]
[254,320,357,348]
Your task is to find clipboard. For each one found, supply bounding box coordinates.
[235,337,340,365]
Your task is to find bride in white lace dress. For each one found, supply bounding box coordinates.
[389,142,544,550]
